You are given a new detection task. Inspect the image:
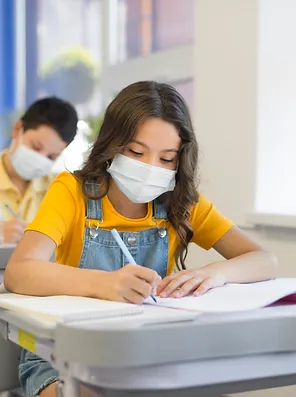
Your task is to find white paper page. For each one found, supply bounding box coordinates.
[138,305,200,324]
[76,305,201,328]
[0,295,142,322]
[147,278,296,313]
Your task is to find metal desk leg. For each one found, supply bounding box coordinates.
[58,377,80,397]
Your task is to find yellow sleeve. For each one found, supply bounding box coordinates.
[190,194,234,250]
[26,172,79,246]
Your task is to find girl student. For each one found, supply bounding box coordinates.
[5,81,278,397]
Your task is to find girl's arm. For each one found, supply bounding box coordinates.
[4,231,107,297]
[4,230,160,303]
[157,226,278,298]
[210,226,278,283]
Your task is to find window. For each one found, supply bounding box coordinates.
[8,0,195,169]
[35,0,102,117]
[106,0,194,101]
[23,0,103,171]
[110,0,194,64]
[153,0,194,51]
[255,0,296,219]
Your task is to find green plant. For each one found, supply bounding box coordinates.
[39,47,99,105]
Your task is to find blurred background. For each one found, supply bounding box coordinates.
[0,0,194,170]
[1,1,296,395]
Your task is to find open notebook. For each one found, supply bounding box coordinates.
[146,278,296,313]
[0,278,296,324]
[0,294,199,325]
[0,295,143,323]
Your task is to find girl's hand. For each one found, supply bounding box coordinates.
[156,267,226,298]
[101,264,161,304]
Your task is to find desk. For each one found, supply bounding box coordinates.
[0,246,18,395]
[1,305,296,396]
[0,245,15,286]
[0,245,15,270]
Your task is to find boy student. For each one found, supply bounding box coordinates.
[0,97,78,244]
[5,81,278,397]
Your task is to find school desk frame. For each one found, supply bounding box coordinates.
[1,305,296,397]
[0,246,16,270]
[0,244,16,285]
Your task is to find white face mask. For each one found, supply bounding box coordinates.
[107,154,176,203]
[10,144,54,181]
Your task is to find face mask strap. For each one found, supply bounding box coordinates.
[10,128,23,156]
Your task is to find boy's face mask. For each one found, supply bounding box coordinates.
[10,142,54,181]
[107,154,176,203]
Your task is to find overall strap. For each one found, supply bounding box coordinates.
[153,199,168,220]
[85,182,103,221]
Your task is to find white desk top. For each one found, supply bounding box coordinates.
[1,304,296,395]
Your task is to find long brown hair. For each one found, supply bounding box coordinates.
[75,81,199,270]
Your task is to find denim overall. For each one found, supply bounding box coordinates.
[19,184,169,396]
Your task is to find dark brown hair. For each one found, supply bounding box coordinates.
[21,97,78,145]
[75,81,199,270]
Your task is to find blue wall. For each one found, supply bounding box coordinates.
[25,0,38,106]
[0,0,15,148]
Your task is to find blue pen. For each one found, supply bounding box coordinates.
[111,229,157,303]
[5,204,20,219]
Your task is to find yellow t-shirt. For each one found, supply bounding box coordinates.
[0,152,54,223]
[27,172,234,274]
